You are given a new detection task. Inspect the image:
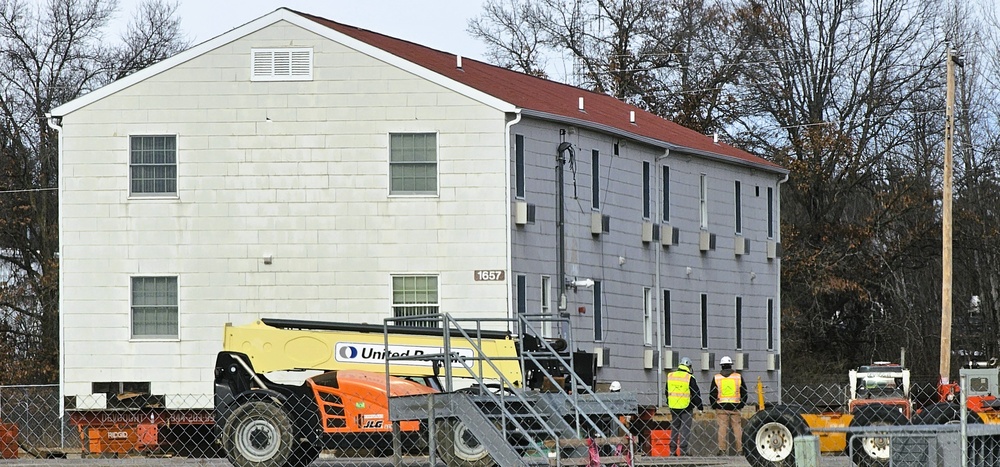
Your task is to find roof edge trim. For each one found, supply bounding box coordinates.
[519,109,786,175]
[51,10,294,117]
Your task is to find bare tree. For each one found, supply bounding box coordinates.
[0,0,188,383]
[469,0,747,133]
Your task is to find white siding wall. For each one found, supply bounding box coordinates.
[60,21,510,401]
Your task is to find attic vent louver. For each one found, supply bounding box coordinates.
[251,48,313,81]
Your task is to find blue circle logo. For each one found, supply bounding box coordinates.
[339,346,358,359]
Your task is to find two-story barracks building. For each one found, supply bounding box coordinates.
[50,8,787,410]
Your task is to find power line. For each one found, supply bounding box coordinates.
[0,187,57,194]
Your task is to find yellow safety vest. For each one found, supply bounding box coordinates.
[714,373,741,405]
[667,371,692,409]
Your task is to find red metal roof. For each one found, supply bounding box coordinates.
[292,9,780,171]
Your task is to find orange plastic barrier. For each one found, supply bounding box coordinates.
[0,422,18,459]
[648,429,679,457]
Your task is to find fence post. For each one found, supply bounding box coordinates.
[960,373,968,467]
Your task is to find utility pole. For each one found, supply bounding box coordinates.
[940,45,962,387]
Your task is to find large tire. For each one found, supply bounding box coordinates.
[435,418,496,467]
[223,401,295,467]
[742,407,810,467]
[849,405,908,467]
[912,402,982,425]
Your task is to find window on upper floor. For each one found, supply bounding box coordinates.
[699,174,709,230]
[735,180,743,235]
[130,135,176,196]
[515,134,525,199]
[591,150,601,210]
[662,166,670,223]
[392,275,439,328]
[389,133,437,195]
[642,161,651,219]
[251,48,313,81]
[131,276,178,339]
[768,186,775,238]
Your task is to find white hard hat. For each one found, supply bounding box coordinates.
[720,355,733,365]
[609,381,621,392]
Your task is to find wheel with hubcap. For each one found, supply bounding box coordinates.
[849,405,908,467]
[435,418,496,467]
[742,407,810,466]
[223,401,294,467]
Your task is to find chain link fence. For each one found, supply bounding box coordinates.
[3,381,1000,465]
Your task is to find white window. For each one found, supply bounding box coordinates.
[130,135,176,195]
[735,180,743,234]
[131,276,178,339]
[251,48,313,81]
[390,133,438,195]
[392,275,439,328]
[540,276,553,337]
[643,287,653,346]
[700,174,709,230]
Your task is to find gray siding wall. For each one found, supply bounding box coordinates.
[510,117,782,405]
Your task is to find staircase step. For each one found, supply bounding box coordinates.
[548,455,630,466]
[544,437,632,448]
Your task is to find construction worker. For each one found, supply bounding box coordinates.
[666,357,702,456]
[710,355,747,456]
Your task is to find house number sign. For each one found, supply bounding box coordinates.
[473,270,505,281]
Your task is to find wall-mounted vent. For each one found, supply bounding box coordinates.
[767,353,781,371]
[592,212,610,235]
[662,350,679,370]
[661,225,679,247]
[594,347,610,368]
[251,48,313,81]
[641,222,654,243]
[643,349,657,369]
[514,201,535,225]
[735,237,750,256]
[699,231,717,252]
[767,241,782,260]
[701,351,716,372]
[734,352,748,370]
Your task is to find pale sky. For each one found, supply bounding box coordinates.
[112,0,491,60]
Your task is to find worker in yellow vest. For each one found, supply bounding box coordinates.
[709,355,747,456]
[665,357,702,456]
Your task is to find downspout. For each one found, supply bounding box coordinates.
[45,112,64,443]
[504,111,522,329]
[774,171,789,402]
[654,149,669,407]
[556,141,575,341]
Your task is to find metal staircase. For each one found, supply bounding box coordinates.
[385,314,637,467]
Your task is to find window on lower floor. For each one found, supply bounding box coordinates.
[593,281,603,341]
[736,296,743,350]
[663,289,672,347]
[130,135,177,195]
[131,276,178,338]
[392,275,439,328]
[390,133,437,195]
[701,293,709,348]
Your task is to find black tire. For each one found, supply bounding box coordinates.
[285,442,321,467]
[742,407,810,467]
[435,418,496,467]
[223,401,295,467]
[849,405,908,467]
[912,402,982,425]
